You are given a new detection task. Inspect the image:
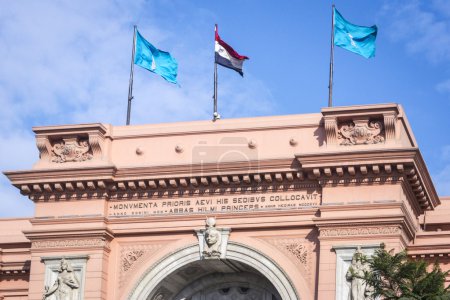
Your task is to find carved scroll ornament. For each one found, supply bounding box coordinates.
[122,250,144,272]
[338,119,384,146]
[51,137,93,163]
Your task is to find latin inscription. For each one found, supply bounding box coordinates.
[108,191,321,217]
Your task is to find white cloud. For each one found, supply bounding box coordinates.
[0,0,277,216]
[381,0,450,63]
[436,79,450,94]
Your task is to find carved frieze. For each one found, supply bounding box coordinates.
[32,238,110,249]
[320,226,401,237]
[338,119,385,146]
[51,137,93,163]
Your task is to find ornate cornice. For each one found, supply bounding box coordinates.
[296,148,439,212]
[0,261,30,275]
[6,160,322,202]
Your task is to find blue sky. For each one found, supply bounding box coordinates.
[0,0,449,217]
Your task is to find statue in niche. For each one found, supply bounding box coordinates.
[346,246,372,300]
[203,217,222,258]
[43,258,79,300]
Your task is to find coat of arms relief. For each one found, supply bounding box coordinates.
[338,119,385,146]
[50,137,93,163]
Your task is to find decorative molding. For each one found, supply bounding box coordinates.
[319,174,403,186]
[88,133,103,159]
[384,113,397,141]
[17,171,320,202]
[36,136,51,161]
[296,149,435,211]
[338,118,384,146]
[32,238,110,249]
[324,116,338,146]
[320,226,401,238]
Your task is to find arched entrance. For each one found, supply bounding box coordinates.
[128,242,299,300]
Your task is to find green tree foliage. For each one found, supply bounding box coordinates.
[363,248,450,300]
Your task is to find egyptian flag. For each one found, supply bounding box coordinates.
[215,25,249,76]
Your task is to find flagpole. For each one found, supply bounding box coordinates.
[328,4,335,107]
[126,25,137,125]
[213,62,219,120]
[213,24,220,121]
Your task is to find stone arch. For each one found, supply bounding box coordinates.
[128,241,300,300]
[174,272,279,299]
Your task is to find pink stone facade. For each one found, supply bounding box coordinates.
[0,103,448,299]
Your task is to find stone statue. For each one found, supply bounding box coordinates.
[43,258,79,300]
[203,217,222,258]
[346,246,371,300]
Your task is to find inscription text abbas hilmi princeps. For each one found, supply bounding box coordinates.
[108,190,321,217]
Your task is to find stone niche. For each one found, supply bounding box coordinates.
[41,255,89,300]
[333,245,380,300]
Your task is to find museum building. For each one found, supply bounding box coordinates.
[1,103,450,300]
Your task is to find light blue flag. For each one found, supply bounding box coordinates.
[334,8,377,59]
[134,30,178,84]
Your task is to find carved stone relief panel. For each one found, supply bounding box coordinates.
[338,118,385,146]
[50,137,93,163]
[119,244,165,288]
[333,245,380,300]
[195,217,231,260]
[261,237,312,277]
[41,255,88,300]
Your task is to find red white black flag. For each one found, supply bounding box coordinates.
[214,24,249,76]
